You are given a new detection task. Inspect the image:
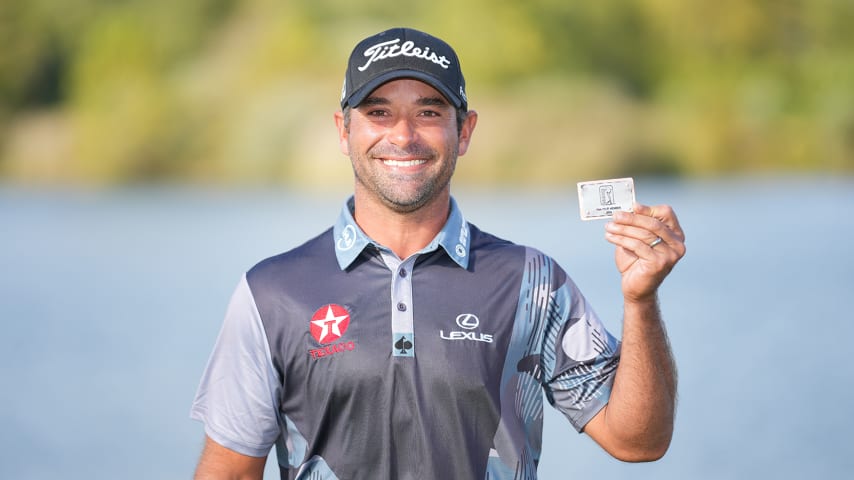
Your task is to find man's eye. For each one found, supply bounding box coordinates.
[367,110,388,117]
[420,110,440,117]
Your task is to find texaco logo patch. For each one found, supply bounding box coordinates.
[309,304,355,360]
[310,304,351,344]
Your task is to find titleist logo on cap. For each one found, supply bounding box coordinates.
[358,38,452,72]
[340,28,467,110]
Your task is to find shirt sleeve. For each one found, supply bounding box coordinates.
[542,275,621,433]
[190,274,282,457]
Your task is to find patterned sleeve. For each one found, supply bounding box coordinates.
[189,274,282,456]
[541,264,621,432]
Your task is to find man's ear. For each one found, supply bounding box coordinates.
[334,110,349,155]
[457,109,478,157]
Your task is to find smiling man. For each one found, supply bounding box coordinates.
[191,27,686,479]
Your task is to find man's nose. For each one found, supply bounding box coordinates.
[388,118,416,147]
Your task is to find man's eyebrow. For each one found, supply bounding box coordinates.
[417,96,450,107]
[359,96,390,107]
[358,96,450,108]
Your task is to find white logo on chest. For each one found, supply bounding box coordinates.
[440,313,493,343]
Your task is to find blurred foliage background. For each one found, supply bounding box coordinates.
[2,0,853,187]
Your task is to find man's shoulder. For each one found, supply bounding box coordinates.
[468,223,513,248]
[247,227,336,280]
[468,223,564,277]
[468,223,547,258]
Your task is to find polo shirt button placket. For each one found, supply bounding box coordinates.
[388,255,417,357]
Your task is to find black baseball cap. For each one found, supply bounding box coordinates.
[340,27,467,111]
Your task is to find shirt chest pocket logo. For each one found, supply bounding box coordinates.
[439,313,494,343]
[308,304,358,360]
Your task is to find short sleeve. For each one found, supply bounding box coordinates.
[542,276,621,432]
[190,274,282,457]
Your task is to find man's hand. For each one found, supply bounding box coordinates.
[604,204,686,303]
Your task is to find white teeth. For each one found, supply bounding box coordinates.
[383,159,426,167]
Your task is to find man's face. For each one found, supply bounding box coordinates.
[335,79,476,214]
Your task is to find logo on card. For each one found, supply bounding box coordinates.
[309,304,355,359]
[599,185,615,206]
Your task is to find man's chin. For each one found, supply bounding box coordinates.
[380,189,441,214]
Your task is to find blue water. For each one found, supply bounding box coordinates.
[1,177,852,479]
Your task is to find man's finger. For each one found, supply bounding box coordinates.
[631,203,685,241]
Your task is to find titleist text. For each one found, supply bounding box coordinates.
[358,39,451,72]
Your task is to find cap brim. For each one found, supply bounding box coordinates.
[343,70,464,110]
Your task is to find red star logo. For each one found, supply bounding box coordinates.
[310,304,351,344]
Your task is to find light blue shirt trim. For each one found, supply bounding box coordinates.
[332,196,470,270]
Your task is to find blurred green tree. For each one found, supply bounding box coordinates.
[1,0,851,185]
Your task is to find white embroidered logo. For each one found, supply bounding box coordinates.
[440,313,493,343]
[455,222,469,258]
[358,38,452,72]
[337,225,357,251]
[455,313,479,330]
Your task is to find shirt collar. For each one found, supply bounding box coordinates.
[333,196,470,271]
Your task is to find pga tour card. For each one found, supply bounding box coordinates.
[577,177,636,220]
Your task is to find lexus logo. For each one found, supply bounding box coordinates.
[455,313,479,330]
[442,313,493,344]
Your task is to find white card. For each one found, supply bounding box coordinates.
[577,177,636,220]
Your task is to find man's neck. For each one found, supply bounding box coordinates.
[352,193,450,260]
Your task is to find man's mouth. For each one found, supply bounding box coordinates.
[382,159,427,167]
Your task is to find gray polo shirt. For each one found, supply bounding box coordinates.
[191,197,620,479]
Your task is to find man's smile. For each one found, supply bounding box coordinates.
[380,158,428,167]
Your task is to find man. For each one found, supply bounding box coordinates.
[191,27,686,479]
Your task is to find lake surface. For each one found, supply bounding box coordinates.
[1,176,852,479]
